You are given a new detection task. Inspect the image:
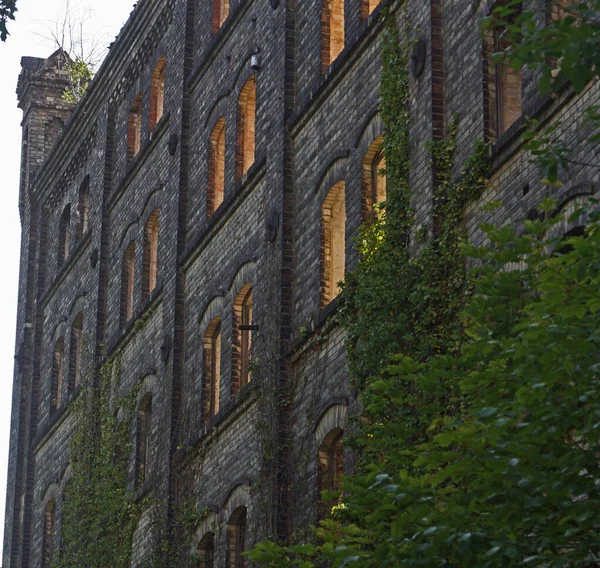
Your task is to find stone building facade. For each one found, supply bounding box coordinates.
[3,0,599,565]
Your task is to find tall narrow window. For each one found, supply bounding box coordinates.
[317,429,344,520]
[41,500,55,568]
[232,285,253,395]
[236,76,256,180]
[483,5,522,140]
[208,117,226,215]
[197,532,215,568]
[212,0,230,33]
[321,182,346,305]
[51,337,64,413]
[127,93,143,160]
[68,312,83,393]
[202,318,222,424]
[58,204,71,266]
[142,209,159,301]
[76,177,89,239]
[321,0,345,71]
[149,57,166,131]
[227,507,247,568]
[361,136,386,219]
[121,241,136,326]
[136,393,152,487]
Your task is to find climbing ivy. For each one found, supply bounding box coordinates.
[56,313,158,567]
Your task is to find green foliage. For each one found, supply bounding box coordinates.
[56,352,141,568]
[62,56,94,103]
[0,0,17,41]
[484,0,600,183]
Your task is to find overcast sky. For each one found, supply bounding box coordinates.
[0,0,136,555]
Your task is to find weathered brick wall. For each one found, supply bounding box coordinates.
[4,0,600,566]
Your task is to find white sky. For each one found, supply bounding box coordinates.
[0,0,136,555]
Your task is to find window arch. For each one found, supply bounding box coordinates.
[58,204,71,266]
[236,76,256,180]
[76,177,89,239]
[321,0,345,71]
[121,241,136,326]
[51,337,65,413]
[212,0,229,33]
[197,531,215,568]
[136,393,152,487]
[208,117,226,215]
[128,92,143,160]
[149,57,166,131]
[227,506,247,568]
[142,209,159,301]
[321,181,346,305]
[317,428,344,520]
[68,312,83,393]
[41,500,55,568]
[361,136,386,218]
[202,317,222,424]
[232,285,253,395]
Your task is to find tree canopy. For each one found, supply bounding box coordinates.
[0,0,16,41]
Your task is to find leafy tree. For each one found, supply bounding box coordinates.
[0,0,17,41]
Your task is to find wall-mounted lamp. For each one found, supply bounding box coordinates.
[251,55,260,71]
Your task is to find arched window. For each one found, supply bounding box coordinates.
[149,57,166,131]
[41,500,55,568]
[321,182,346,305]
[202,317,222,424]
[360,0,380,20]
[68,312,83,393]
[227,506,247,568]
[76,176,89,239]
[208,117,226,216]
[128,92,143,160]
[51,337,64,413]
[232,285,252,395]
[211,0,229,33]
[321,0,344,71]
[58,204,71,266]
[362,136,386,218]
[236,76,256,180]
[136,393,152,487]
[483,3,522,141]
[317,428,344,519]
[121,241,136,326]
[197,532,215,568]
[142,209,159,301]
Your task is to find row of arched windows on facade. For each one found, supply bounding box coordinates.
[57,176,90,269]
[207,75,256,217]
[321,135,386,305]
[202,284,253,425]
[128,57,167,161]
[121,209,160,327]
[50,313,84,415]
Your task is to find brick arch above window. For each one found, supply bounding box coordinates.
[314,403,348,446]
[315,154,349,202]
